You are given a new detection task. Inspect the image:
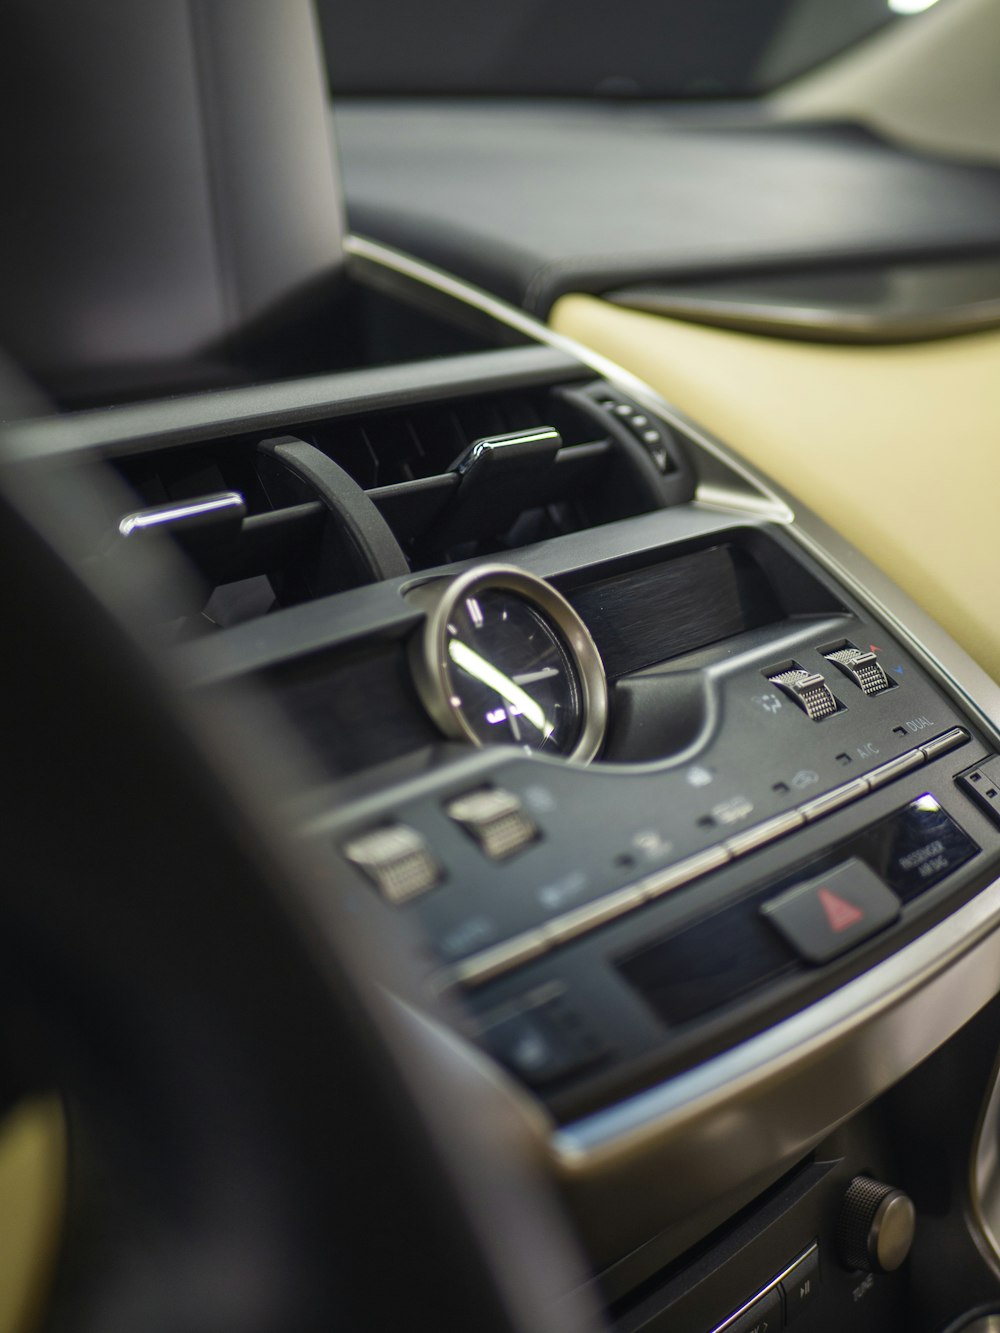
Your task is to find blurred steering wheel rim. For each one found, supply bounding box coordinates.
[0,361,603,1333]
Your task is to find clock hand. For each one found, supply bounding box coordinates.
[447,639,553,739]
[513,666,559,685]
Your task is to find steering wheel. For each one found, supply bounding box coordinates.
[0,364,603,1333]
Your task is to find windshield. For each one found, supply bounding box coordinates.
[321,0,946,99]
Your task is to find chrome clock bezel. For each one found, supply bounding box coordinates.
[408,564,608,764]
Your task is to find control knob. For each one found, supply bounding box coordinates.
[837,1175,915,1273]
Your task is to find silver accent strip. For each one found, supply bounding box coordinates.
[724,809,805,858]
[921,726,969,762]
[451,931,549,987]
[638,845,731,901]
[118,490,245,536]
[799,778,869,822]
[864,749,924,791]
[540,887,646,946]
[709,1244,818,1333]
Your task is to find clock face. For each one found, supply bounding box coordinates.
[410,565,608,764]
[443,586,582,756]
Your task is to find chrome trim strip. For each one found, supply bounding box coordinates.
[451,931,549,987]
[540,887,645,946]
[638,844,731,900]
[864,749,925,790]
[723,809,805,858]
[921,727,970,762]
[118,490,245,536]
[799,778,870,822]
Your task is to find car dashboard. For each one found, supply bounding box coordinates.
[6,4,1000,1332]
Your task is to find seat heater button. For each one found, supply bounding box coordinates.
[342,824,442,904]
[761,859,900,964]
[481,1001,607,1086]
[446,787,538,861]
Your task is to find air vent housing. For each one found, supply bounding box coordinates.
[109,376,693,632]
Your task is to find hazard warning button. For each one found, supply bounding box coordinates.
[761,859,901,963]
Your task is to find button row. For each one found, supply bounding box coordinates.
[449,727,968,988]
[598,395,675,473]
[345,785,538,905]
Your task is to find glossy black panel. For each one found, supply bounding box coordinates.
[855,793,979,904]
[618,891,798,1029]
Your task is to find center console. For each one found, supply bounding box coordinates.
[17,230,1000,1333]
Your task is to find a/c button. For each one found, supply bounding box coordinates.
[761,859,900,964]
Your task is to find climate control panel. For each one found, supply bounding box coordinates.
[320,598,1000,1116]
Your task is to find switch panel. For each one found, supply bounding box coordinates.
[768,667,839,721]
[595,391,677,473]
[824,647,892,697]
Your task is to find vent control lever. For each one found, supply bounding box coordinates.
[434,427,562,548]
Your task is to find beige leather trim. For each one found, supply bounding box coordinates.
[551,294,1000,680]
[0,1099,66,1333]
[771,0,1000,165]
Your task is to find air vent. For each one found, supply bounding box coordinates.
[109,378,691,632]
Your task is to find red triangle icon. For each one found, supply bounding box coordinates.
[818,886,864,933]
